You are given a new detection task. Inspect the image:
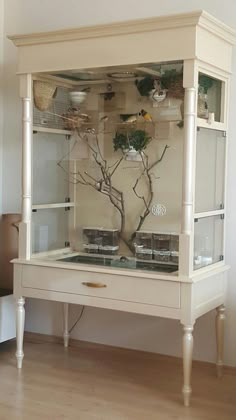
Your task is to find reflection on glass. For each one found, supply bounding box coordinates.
[195,128,225,213]
[32,208,70,253]
[194,215,224,270]
[197,73,222,122]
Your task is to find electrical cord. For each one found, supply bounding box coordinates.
[69,306,85,334]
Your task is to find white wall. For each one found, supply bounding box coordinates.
[0,0,4,214]
[2,0,236,366]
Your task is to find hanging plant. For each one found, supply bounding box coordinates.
[135,77,154,97]
[113,130,151,153]
[199,74,214,94]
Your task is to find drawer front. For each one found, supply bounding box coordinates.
[22,265,180,308]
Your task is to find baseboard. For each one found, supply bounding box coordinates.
[24,331,236,374]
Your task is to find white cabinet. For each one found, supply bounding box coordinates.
[9,11,236,406]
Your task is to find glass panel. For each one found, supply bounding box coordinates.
[32,132,70,205]
[194,215,224,270]
[197,73,223,122]
[195,128,225,213]
[33,61,185,273]
[32,208,71,253]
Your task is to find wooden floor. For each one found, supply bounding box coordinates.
[0,336,236,420]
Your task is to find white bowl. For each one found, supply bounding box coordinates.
[69,91,87,105]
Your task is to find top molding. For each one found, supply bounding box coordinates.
[8,10,236,47]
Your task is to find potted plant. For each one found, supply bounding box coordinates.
[113,130,151,161]
[135,76,154,97]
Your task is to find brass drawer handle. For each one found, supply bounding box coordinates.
[82,282,107,288]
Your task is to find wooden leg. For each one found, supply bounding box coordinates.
[216,305,225,378]
[63,303,70,348]
[182,325,194,407]
[16,297,25,369]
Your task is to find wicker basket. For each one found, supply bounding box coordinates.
[33,81,57,112]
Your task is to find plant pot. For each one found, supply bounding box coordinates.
[124,147,143,161]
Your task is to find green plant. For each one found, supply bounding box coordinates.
[135,77,154,97]
[113,130,151,152]
[199,74,213,94]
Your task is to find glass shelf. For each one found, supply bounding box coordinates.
[32,203,75,210]
[33,126,72,136]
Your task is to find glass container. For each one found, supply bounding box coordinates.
[134,231,153,261]
[170,234,179,264]
[153,233,171,262]
[83,228,119,255]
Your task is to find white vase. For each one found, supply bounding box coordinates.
[124,147,143,161]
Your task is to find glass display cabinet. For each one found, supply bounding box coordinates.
[9,11,236,406]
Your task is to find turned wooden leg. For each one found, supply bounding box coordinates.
[216,305,225,378]
[16,297,25,369]
[63,303,70,348]
[182,325,194,407]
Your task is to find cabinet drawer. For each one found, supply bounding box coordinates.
[22,265,180,309]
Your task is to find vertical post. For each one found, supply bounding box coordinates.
[18,74,32,259]
[180,61,197,407]
[179,60,197,278]
[63,303,70,348]
[216,305,225,378]
[181,87,196,235]
[179,87,196,277]
[16,297,25,368]
[182,324,194,407]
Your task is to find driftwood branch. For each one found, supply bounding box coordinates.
[131,145,170,240]
[70,131,126,238]
[56,117,169,255]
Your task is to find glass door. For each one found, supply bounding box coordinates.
[32,85,75,255]
[194,127,226,270]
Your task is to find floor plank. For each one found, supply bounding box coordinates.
[0,337,236,420]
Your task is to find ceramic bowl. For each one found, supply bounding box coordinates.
[69,91,87,105]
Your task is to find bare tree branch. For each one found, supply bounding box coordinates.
[110,157,124,177]
[130,145,169,239]
[56,119,169,255]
